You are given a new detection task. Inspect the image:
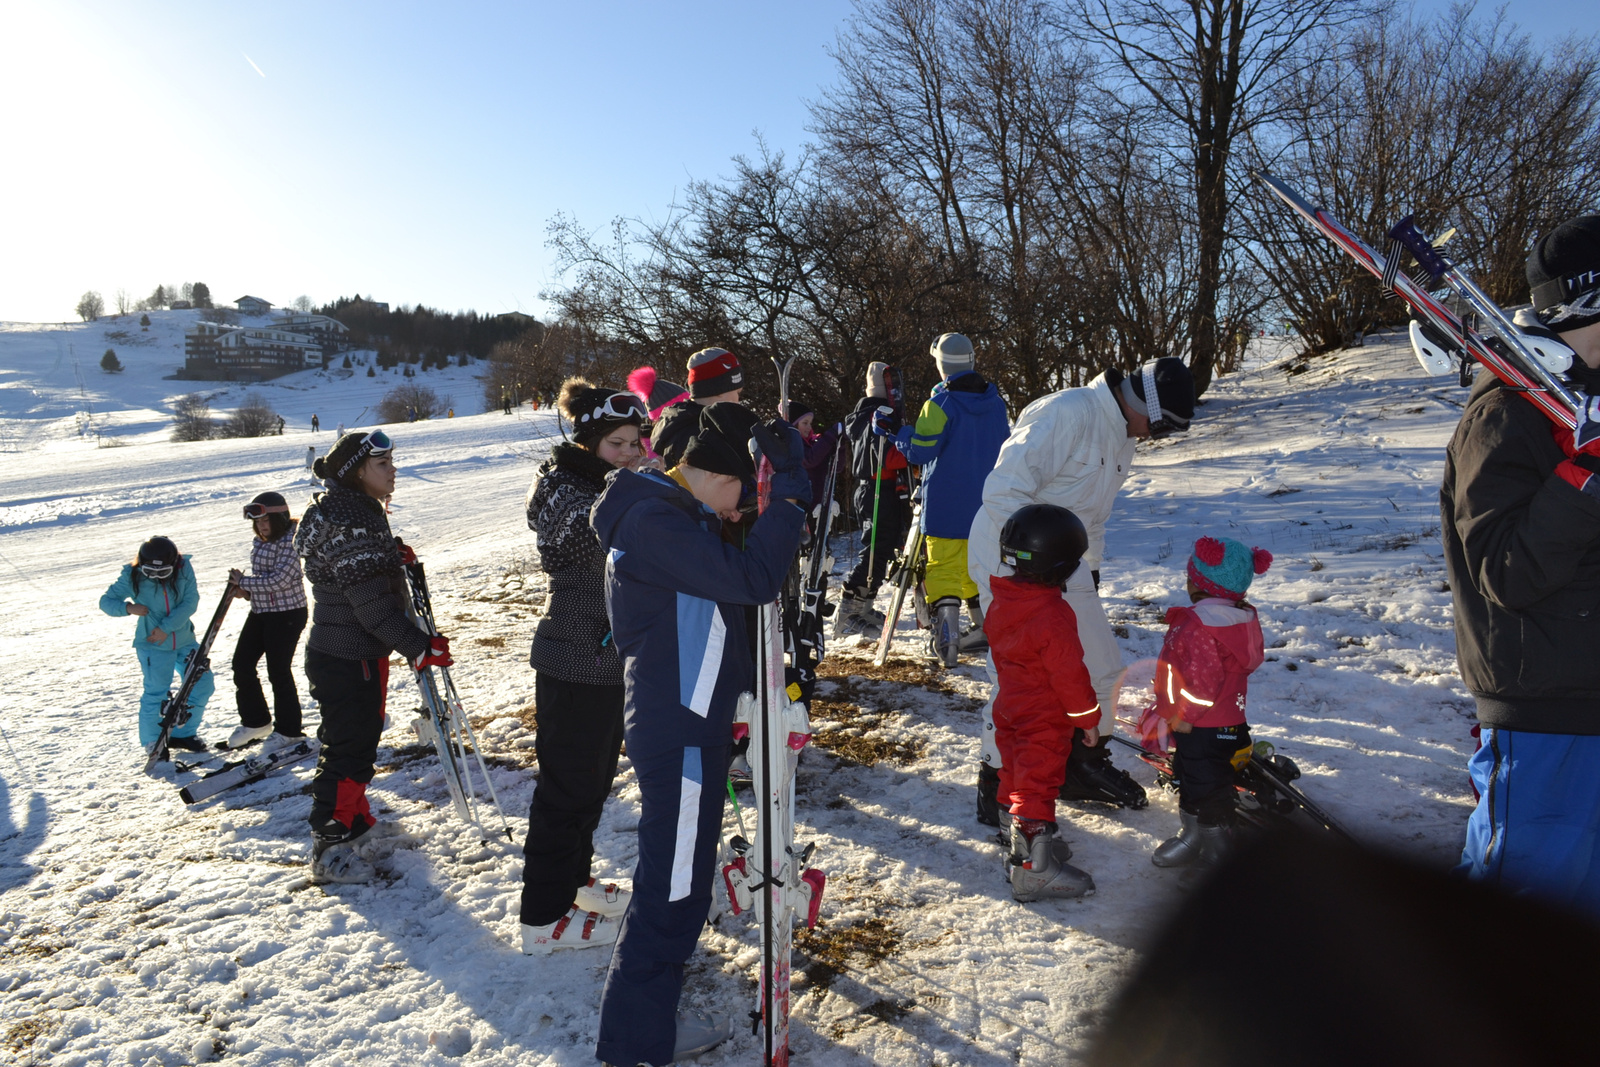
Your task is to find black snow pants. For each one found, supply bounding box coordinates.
[233,607,308,735]
[1174,723,1252,827]
[520,673,627,926]
[304,648,388,839]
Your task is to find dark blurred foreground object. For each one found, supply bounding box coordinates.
[1089,829,1600,1067]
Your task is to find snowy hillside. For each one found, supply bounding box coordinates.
[0,333,1476,1066]
[0,310,491,455]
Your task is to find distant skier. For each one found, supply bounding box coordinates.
[1446,215,1600,917]
[99,536,213,756]
[984,504,1099,901]
[335,422,345,437]
[305,445,315,470]
[224,492,308,750]
[838,363,909,634]
[872,333,1009,664]
[588,411,809,1067]
[1144,536,1271,869]
[295,431,451,884]
[276,415,285,435]
[968,356,1196,823]
[311,414,319,433]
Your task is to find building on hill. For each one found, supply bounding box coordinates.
[272,313,351,353]
[170,300,193,310]
[235,295,274,315]
[183,320,332,380]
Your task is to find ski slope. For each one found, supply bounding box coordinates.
[0,327,1476,1066]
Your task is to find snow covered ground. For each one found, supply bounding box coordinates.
[0,327,1476,1066]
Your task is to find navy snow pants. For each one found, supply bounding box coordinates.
[595,742,730,1067]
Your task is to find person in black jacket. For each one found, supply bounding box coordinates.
[839,362,910,633]
[1444,215,1600,918]
[648,347,744,469]
[519,378,648,954]
[296,430,452,884]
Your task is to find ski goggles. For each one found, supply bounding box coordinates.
[242,501,290,520]
[138,560,174,580]
[335,430,394,480]
[575,392,648,429]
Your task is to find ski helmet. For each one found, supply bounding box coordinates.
[136,536,179,581]
[1000,505,1087,586]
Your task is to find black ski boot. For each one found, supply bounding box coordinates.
[1059,729,1148,809]
[976,762,1001,828]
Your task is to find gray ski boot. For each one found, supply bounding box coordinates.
[1006,819,1095,902]
[958,596,990,653]
[1152,810,1204,868]
[1197,823,1234,867]
[931,596,962,666]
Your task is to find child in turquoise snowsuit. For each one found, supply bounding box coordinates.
[99,540,214,749]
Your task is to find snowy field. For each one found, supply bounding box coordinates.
[0,324,1477,1066]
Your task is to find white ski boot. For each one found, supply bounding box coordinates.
[1152,810,1204,868]
[521,906,621,954]
[311,841,375,885]
[1007,819,1095,902]
[574,877,632,918]
[226,723,273,749]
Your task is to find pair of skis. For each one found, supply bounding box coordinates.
[722,356,827,1067]
[1253,171,1581,429]
[178,736,320,804]
[402,553,513,841]
[144,587,237,773]
[872,493,928,667]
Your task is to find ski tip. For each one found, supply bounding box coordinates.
[178,787,196,804]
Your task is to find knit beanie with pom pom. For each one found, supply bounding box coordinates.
[1187,535,1272,599]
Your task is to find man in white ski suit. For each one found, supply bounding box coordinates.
[969,358,1196,813]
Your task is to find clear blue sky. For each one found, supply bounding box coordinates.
[0,1,1594,324]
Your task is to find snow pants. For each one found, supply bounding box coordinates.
[135,642,213,747]
[981,565,1123,769]
[993,687,1076,823]
[304,648,388,839]
[1173,723,1251,826]
[232,607,307,735]
[844,492,908,596]
[924,535,977,603]
[596,742,730,1067]
[520,673,626,927]
[1460,727,1600,920]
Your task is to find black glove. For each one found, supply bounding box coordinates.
[750,419,804,474]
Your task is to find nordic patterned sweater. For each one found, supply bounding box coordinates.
[526,442,623,686]
[238,523,307,614]
[294,484,428,662]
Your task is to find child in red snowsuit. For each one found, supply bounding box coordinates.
[985,503,1099,900]
[1148,535,1271,868]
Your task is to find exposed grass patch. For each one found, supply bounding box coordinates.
[0,936,67,960]
[795,915,903,995]
[474,635,506,648]
[4,1014,54,1054]
[818,656,962,697]
[809,698,925,767]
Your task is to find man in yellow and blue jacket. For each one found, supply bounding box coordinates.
[873,332,1010,665]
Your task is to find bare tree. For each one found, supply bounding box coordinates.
[171,394,215,442]
[378,382,446,422]
[293,295,313,312]
[115,289,131,316]
[219,392,280,438]
[75,291,104,322]
[1072,0,1372,393]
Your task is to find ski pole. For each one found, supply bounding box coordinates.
[866,432,886,585]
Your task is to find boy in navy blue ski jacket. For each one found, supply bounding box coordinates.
[591,411,810,1067]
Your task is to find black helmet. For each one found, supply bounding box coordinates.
[1000,505,1087,586]
[137,536,179,581]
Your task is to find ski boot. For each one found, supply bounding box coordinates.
[574,877,632,918]
[931,596,962,667]
[226,723,273,749]
[1006,819,1094,902]
[311,839,375,885]
[837,588,885,636]
[957,596,989,653]
[1059,729,1148,809]
[521,906,621,955]
[976,762,1002,828]
[1152,810,1204,868]
[1196,823,1234,867]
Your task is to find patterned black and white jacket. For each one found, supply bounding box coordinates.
[527,442,623,686]
[295,483,429,662]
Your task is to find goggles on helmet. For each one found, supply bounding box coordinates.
[243,501,290,520]
[336,430,394,480]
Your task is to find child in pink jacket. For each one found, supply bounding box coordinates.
[1148,535,1271,868]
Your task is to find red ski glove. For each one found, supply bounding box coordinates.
[414,634,452,669]
[396,539,418,565]
[1553,396,1600,499]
